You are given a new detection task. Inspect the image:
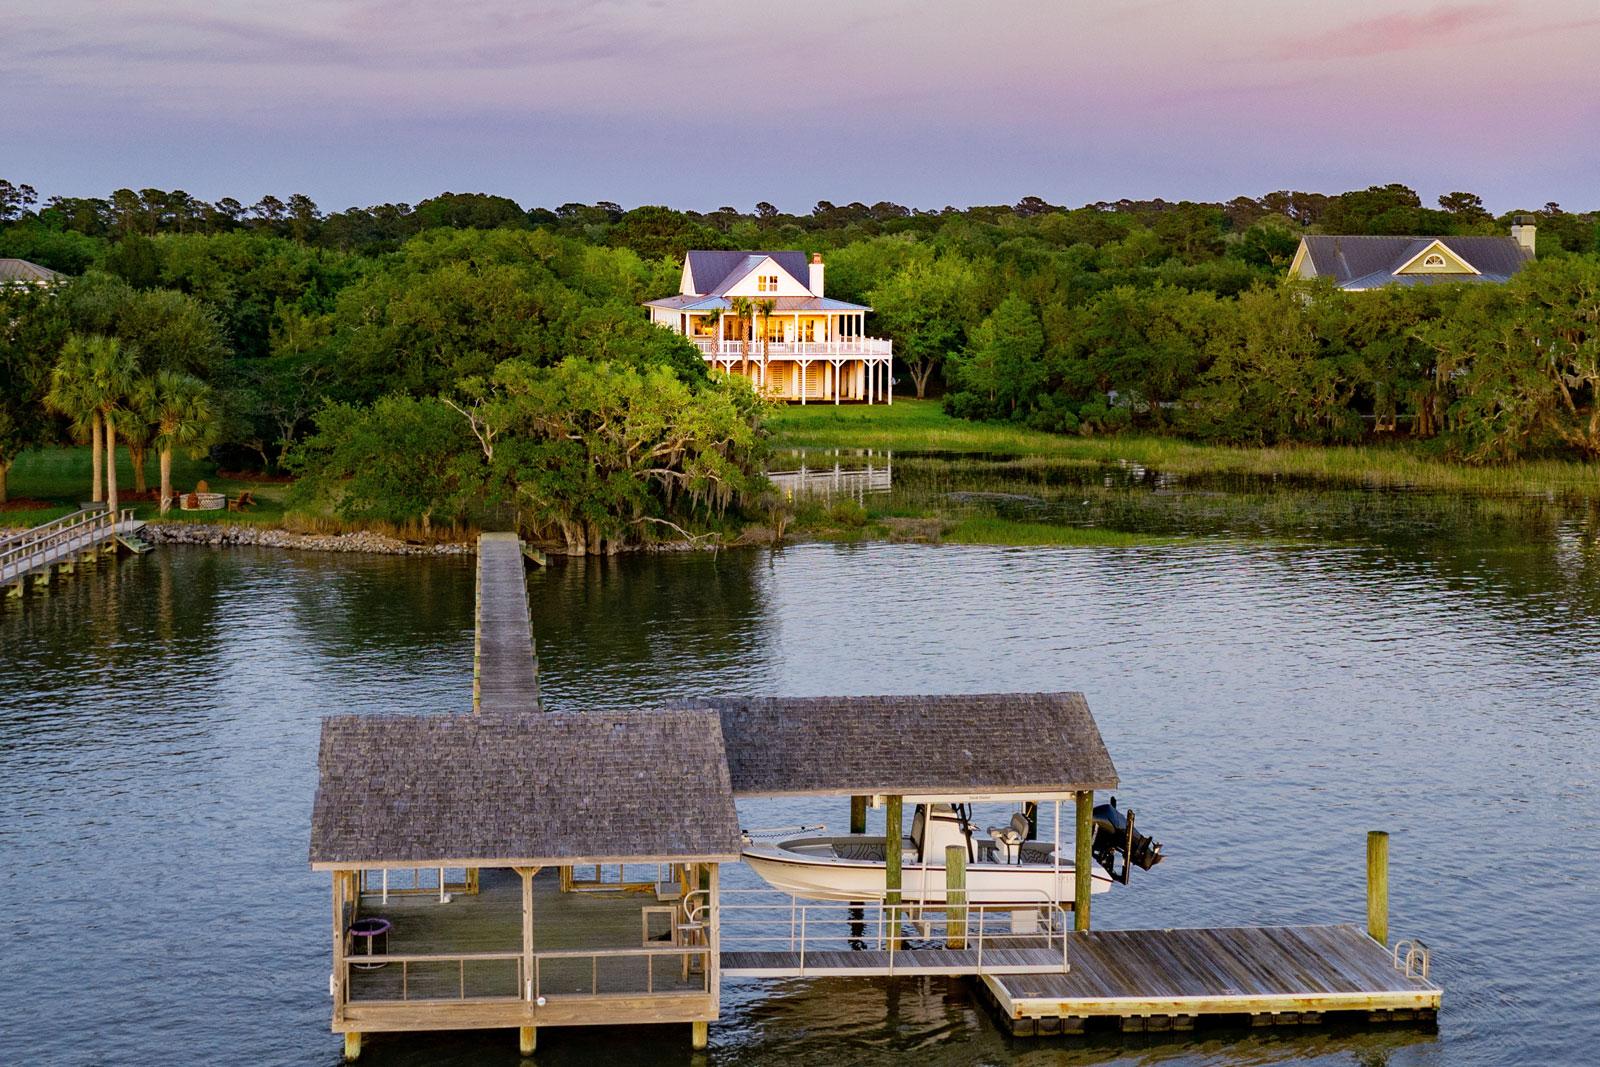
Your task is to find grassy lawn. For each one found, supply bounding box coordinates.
[769,399,1600,498]
[3,446,291,528]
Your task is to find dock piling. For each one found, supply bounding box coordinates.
[1074,792,1093,931]
[945,844,967,949]
[849,795,867,835]
[1367,830,1389,945]
[885,795,903,946]
[691,1020,708,1050]
[343,1031,361,1061]
[519,1025,536,1056]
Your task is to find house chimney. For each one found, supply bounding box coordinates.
[809,253,825,297]
[1511,215,1537,258]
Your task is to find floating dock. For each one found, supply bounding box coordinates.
[981,924,1439,1035]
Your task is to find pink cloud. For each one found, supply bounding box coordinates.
[1274,4,1504,60]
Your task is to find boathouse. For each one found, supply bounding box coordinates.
[309,709,741,1059]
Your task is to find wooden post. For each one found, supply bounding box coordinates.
[518,867,536,1003]
[945,844,967,949]
[519,1026,536,1056]
[1367,831,1389,945]
[885,795,903,946]
[1074,791,1093,932]
[342,1031,361,1061]
[691,1020,708,1049]
[850,795,867,835]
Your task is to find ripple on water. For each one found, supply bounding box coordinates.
[3,538,1598,1065]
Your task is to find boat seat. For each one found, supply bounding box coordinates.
[986,812,1033,864]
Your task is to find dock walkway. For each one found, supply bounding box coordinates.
[2,508,141,591]
[983,924,1439,1034]
[473,532,540,716]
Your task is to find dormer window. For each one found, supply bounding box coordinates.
[1423,253,1446,267]
[756,275,779,292]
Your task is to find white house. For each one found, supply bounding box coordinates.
[0,258,64,289]
[644,250,893,404]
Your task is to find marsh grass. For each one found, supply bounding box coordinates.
[771,400,1600,498]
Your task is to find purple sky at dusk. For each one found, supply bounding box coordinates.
[5,0,1599,213]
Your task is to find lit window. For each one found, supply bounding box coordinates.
[756,274,778,292]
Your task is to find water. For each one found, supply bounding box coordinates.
[4,476,1598,1065]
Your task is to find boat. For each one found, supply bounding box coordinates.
[742,799,1162,907]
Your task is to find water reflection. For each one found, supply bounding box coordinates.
[766,449,894,502]
[3,519,1598,1065]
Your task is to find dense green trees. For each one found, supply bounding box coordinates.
[4,175,1600,543]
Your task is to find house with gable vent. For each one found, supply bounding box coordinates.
[1287,219,1536,291]
[644,250,893,404]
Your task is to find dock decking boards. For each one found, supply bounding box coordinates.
[474,532,540,716]
[983,924,1439,1032]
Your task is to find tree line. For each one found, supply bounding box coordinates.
[3,178,1598,548]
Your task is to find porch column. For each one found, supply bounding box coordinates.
[791,362,799,399]
[799,361,809,405]
[1074,791,1093,931]
[833,361,841,405]
[887,360,893,406]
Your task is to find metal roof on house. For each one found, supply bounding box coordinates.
[309,710,742,868]
[1297,235,1530,289]
[680,693,1119,798]
[0,258,64,284]
[643,295,869,313]
[684,250,811,295]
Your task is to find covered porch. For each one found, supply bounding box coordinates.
[310,710,741,1060]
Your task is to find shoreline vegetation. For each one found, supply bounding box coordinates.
[6,400,1597,553]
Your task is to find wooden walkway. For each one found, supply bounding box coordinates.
[2,508,141,591]
[722,945,1068,978]
[473,532,541,716]
[982,924,1440,1034]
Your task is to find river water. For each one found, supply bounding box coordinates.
[3,470,1598,1066]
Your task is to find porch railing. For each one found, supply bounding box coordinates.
[340,945,712,1005]
[689,338,892,359]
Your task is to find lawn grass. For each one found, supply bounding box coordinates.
[769,399,1600,498]
[3,446,291,528]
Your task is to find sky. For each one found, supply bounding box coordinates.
[4,0,1599,214]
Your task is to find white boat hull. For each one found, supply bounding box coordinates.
[743,838,1114,906]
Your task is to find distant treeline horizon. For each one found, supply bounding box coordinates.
[3,179,1598,272]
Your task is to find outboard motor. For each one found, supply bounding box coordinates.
[1091,797,1164,883]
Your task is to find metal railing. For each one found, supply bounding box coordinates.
[1392,938,1431,979]
[708,887,1070,975]
[340,945,712,1006]
[1,508,133,584]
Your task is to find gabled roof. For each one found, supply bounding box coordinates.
[309,710,742,868]
[0,258,64,284]
[684,250,811,296]
[679,693,1118,798]
[1295,235,1530,289]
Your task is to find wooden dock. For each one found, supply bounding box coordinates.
[722,946,1067,978]
[981,924,1439,1035]
[3,508,142,596]
[473,532,540,716]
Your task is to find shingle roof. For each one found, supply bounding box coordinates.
[309,710,742,868]
[0,258,64,284]
[1297,235,1530,289]
[684,250,811,295]
[678,693,1118,798]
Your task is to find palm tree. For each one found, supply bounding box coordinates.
[755,298,778,394]
[729,296,754,378]
[44,336,108,505]
[140,371,217,514]
[82,337,137,516]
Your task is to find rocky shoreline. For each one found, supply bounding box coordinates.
[140,522,475,556]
